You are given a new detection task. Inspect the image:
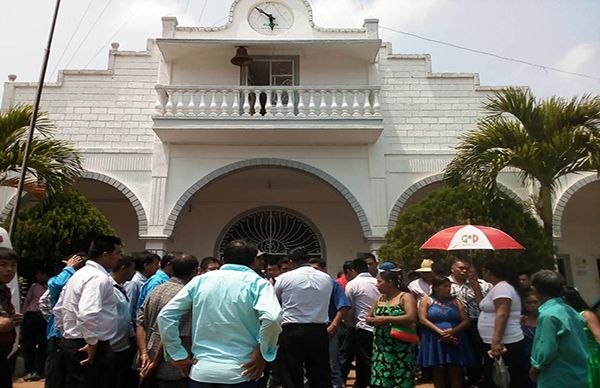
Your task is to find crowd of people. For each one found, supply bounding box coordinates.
[0,235,599,388]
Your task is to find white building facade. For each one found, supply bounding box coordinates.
[1,0,598,301]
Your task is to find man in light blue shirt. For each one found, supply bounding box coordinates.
[124,251,159,319]
[158,240,282,387]
[136,253,175,312]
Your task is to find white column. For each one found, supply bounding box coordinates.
[187,90,196,116]
[363,90,372,116]
[197,90,207,117]
[242,90,251,116]
[286,89,295,117]
[319,90,328,117]
[265,90,273,117]
[351,90,361,117]
[340,90,350,117]
[208,90,218,116]
[253,90,261,116]
[275,90,284,117]
[175,90,185,116]
[308,90,317,117]
[231,91,240,116]
[330,90,338,116]
[165,90,174,116]
[220,90,229,116]
[372,89,381,116]
[297,90,306,117]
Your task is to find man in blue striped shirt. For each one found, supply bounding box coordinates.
[158,240,282,387]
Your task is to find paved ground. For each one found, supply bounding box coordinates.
[13,380,434,387]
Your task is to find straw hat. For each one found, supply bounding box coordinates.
[415,259,434,273]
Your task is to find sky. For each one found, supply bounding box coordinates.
[0,0,599,99]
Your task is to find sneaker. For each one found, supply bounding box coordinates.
[24,372,41,381]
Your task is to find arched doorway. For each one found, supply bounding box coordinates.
[555,179,600,302]
[169,166,369,273]
[216,206,325,258]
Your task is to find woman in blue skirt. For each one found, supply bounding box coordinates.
[418,276,476,388]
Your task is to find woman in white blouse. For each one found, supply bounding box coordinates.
[477,260,527,387]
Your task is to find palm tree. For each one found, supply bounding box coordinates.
[445,87,600,239]
[0,104,83,195]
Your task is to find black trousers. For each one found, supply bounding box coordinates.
[466,318,484,385]
[59,338,114,388]
[22,311,47,375]
[112,347,138,388]
[45,337,65,388]
[0,349,11,388]
[278,323,332,388]
[354,329,373,388]
[339,327,355,382]
[482,340,527,388]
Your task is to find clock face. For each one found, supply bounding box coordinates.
[248,2,294,35]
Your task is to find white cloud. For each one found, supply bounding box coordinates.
[555,42,598,73]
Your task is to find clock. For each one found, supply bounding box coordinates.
[248,2,294,35]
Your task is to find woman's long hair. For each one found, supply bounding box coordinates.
[379,270,409,292]
[562,285,592,313]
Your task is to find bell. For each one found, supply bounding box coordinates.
[230,46,253,67]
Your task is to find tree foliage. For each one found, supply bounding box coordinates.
[4,190,115,277]
[444,88,600,238]
[0,104,83,194]
[378,185,553,274]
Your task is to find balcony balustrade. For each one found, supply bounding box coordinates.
[154,85,381,119]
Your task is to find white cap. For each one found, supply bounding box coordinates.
[0,227,12,249]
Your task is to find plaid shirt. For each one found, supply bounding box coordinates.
[449,275,492,319]
[137,277,192,381]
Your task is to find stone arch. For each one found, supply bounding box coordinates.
[0,171,148,235]
[387,174,523,228]
[164,158,372,237]
[553,175,600,239]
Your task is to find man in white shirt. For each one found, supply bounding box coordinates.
[448,260,491,387]
[53,235,122,388]
[109,255,137,388]
[274,247,333,388]
[344,258,379,388]
[408,259,436,302]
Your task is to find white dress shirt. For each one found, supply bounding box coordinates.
[345,272,379,332]
[53,260,117,345]
[408,278,431,302]
[275,264,333,325]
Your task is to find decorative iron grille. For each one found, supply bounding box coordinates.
[218,208,322,257]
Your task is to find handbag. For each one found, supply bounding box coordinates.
[386,297,419,343]
[492,356,511,388]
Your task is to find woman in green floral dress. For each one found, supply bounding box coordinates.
[366,266,418,388]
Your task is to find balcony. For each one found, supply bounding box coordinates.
[152,85,383,145]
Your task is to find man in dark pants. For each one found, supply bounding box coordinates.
[344,258,379,388]
[53,235,122,388]
[41,253,86,388]
[274,247,333,388]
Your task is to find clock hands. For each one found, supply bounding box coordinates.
[255,6,276,30]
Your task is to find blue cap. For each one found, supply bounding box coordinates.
[378,261,402,272]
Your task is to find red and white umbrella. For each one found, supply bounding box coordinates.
[420,225,525,251]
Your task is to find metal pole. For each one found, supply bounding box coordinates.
[8,0,62,238]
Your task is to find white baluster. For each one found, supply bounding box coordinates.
[286,89,295,117]
[296,90,306,117]
[351,90,361,117]
[242,90,251,116]
[319,90,328,117]
[330,90,338,116]
[362,90,372,116]
[253,90,261,116]
[197,90,207,117]
[187,91,196,116]
[165,90,174,116]
[220,90,229,116]
[209,90,218,116]
[372,89,381,116]
[176,90,185,116]
[308,90,317,117]
[275,90,284,117]
[154,89,166,115]
[231,91,240,116]
[265,90,273,117]
[340,90,350,117]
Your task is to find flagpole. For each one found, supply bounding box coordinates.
[8,0,62,239]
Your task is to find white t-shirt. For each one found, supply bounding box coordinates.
[477,281,523,344]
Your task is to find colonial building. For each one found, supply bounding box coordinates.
[1,0,598,301]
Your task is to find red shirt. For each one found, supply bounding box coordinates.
[336,274,348,289]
